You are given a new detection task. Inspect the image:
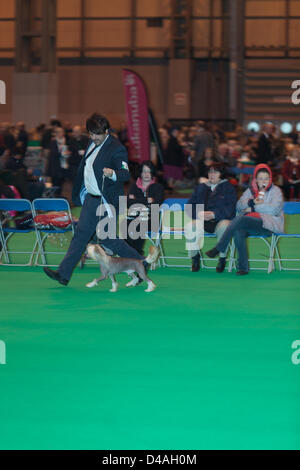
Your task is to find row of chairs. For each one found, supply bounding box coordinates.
[0,198,74,266]
[1,197,300,272]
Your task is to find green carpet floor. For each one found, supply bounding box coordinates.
[0,214,300,449]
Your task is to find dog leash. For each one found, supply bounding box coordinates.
[96,173,106,244]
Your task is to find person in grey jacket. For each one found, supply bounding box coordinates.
[205,164,284,275]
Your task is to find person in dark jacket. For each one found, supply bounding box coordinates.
[68,125,89,183]
[257,123,274,164]
[281,148,300,200]
[163,127,185,189]
[46,126,70,195]
[126,161,164,255]
[185,163,237,272]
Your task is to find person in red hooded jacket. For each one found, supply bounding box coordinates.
[205,164,284,275]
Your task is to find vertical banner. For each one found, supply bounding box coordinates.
[122,69,150,163]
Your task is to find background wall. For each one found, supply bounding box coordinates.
[1,0,300,128]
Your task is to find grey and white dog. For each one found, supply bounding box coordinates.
[85,244,159,292]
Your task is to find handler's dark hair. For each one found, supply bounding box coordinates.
[86,113,110,135]
[139,160,156,178]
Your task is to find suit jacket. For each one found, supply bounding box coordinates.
[72,135,130,210]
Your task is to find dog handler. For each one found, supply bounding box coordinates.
[44,113,151,286]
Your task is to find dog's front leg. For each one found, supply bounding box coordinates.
[109,275,118,293]
[86,274,107,289]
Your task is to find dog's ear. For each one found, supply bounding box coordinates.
[94,244,103,260]
[95,245,106,259]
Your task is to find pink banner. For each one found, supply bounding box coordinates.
[122,69,150,163]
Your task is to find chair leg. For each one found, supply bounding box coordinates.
[2,233,11,263]
[268,235,276,273]
[35,231,47,266]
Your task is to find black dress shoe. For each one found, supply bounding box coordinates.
[216,257,226,273]
[205,247,220,258]
[236,270,249,276]
[43,267,69,286]
[191,253,200,272]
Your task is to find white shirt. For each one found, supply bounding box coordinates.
[84,137,110,195]
[81,136,116,217]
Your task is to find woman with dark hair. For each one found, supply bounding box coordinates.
[126,161,164,255]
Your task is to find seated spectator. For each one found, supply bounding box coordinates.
[68,125,89,183]
[0,171,18,199]
[15,121,28,159]
[197,147,218,181]
[3,123,16,153]
[193,121,214,171]
[216,143,230,164]
[282,147,300,200]
[41,119,62,151]
[4,152,44,201]
[125,161,164,255]
[185,164,237,273]
[5,151,27,172]
[46,126,70,195]
[163,126,185,189]
[206,164,284,275]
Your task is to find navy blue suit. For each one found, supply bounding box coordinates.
[58,134,144,282]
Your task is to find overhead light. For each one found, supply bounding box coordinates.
[280,122,292,134]
[296,123,300,132]
[247,122,260,132]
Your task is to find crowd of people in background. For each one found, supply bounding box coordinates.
[0,117,300,204]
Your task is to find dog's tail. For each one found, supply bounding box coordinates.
[144,246,160,266]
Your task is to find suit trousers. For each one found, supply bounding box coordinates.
[58,194,144,281]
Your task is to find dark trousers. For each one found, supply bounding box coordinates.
[58,194,144,281]
[216,215,272,272]
[283,182,300,200]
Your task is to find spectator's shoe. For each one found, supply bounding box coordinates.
[191,253,200,272]
[216,257,226,273]
[43,267,69,286]
[205,247,220,258]
[236,270,249,276]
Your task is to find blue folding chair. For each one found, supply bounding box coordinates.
[272,202,300,271]
[228,233,278,274]
[32,198,74,266]
[0,199,38,266]
[151,198,233,269]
